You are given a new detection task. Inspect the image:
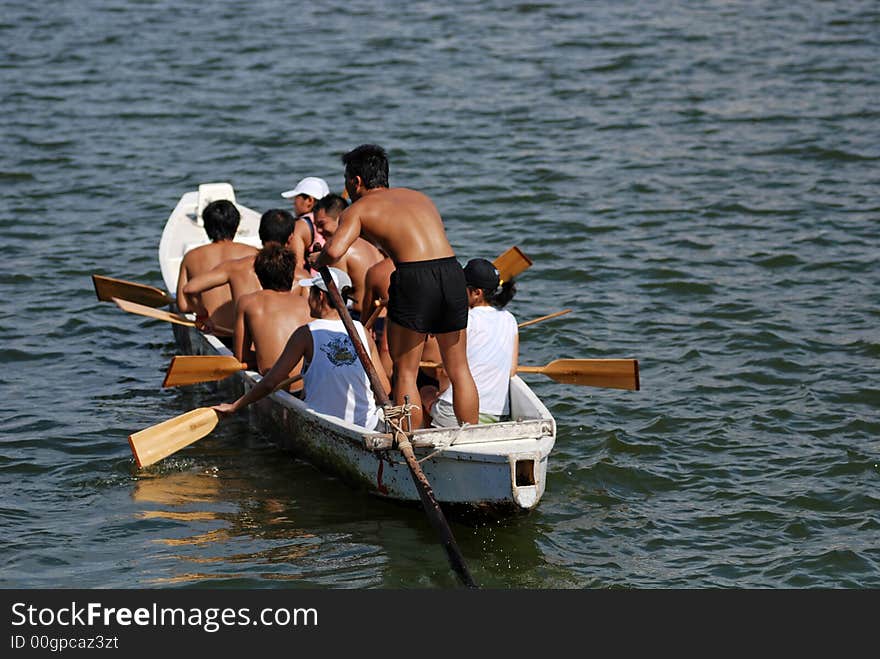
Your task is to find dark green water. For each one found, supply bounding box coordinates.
[1,0,877,588]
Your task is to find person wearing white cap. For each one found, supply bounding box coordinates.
[281,176,331,285]
[213,267,390,429]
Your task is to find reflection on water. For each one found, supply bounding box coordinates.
[130,468,321,585]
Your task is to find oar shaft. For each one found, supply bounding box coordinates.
[318,267,477,589]
[517,309,572,329]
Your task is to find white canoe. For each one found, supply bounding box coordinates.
[158,183,557,511]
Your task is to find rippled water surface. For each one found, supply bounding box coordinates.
[1,0,878,588]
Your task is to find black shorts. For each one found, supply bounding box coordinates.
[388,256,468,334]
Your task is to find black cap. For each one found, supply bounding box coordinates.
[463,258,500,291]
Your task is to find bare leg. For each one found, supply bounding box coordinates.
[436,329,478,425]
[387,320,427,430]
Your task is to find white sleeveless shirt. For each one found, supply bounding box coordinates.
[302,318,380,429]
[439,305,517,416]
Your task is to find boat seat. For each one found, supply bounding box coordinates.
[195,182,236,227]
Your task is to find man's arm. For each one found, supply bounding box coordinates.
[183,261,232,296]
[213,325,310,415]
[233,297,255,367]
[175,257,204,314]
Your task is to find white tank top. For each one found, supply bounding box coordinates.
[440,305,517,416]
[302,318,380,428]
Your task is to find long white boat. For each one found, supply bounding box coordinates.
[157,183,557,511]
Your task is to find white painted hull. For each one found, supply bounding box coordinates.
[160,187,557,511]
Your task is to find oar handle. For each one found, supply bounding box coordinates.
[363,299,386,331]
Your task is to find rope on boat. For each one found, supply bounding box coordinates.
[379,398,470,464]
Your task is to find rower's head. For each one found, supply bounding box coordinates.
[464,258,516,309]
[280,176,330,217]
[342,144,389,200]
[202,200,240,242]
[299,267,353,318]
[254,243,296,292]
[313,194,349,240]
[258,209,296,248]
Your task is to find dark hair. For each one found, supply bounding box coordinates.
[341,144,389,189]
[314,193,349,217]
[258,208,296,245]
[253,243,295,291]
[483,280,517,309]
[202,199,240,241]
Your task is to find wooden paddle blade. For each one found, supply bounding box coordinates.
[93,275,173,307]
[162,355,246,388]
[112,297,195,328]
[519,359,640,390]
[493,246,532,283]
[129,407,219,468]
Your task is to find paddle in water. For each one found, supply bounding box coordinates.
[128,372,303,468]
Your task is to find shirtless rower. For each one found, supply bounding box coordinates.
[233,243,310,383]
[312,193,383,318]
[176,200,257,339]
[182,208,298,311]
[311,144,478,429]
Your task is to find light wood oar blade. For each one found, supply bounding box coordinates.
[112,297,196,327]
[162,355,247,388]
[518,309,572,329]
[518,358,640,390]
[493,246,532,283]
[93,275,174,307]
[129,407,219,468]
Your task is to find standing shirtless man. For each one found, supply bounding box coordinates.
[312,144,478,428]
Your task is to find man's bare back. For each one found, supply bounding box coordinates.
[322,188,455,265]
[177,241,258,333]
[184,253,261,307]
[234,289,310,375]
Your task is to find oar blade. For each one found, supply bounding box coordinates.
[93,275,172,307]
[493,246,532,283]
[162,355,246,388]
[539,359,640,390]
[112,297,195,327]
[129,407,220,468]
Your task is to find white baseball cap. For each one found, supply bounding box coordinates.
[281,176,330,200]
[298,267,352,294]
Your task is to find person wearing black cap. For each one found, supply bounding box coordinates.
[422,258,519,427]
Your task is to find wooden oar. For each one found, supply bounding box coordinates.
[162,355,248,388]
[111,297,233,335]
[93,274,174,307]
[517,309,572,329]
[420,358,640,391]
[363,299,386,331]
[162,309,576,388]
[493,246,532,284]
[318,266,477,589]
[129,372,303,468]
